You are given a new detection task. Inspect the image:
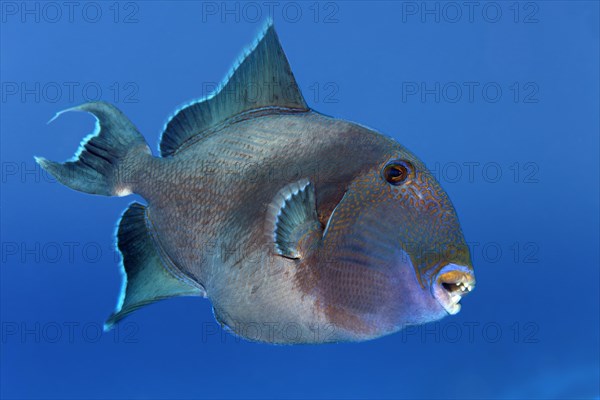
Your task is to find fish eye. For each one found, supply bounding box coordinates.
[383,162,412,185]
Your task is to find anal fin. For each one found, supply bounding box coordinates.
[105,202,204,329]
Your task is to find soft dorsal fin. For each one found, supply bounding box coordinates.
[160,22,309,157]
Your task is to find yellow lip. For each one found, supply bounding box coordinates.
[432,264,476,315]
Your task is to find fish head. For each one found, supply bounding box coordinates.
[318,137,475,335]
[375,149,475,318]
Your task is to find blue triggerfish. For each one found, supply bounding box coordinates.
[36,23,475,344]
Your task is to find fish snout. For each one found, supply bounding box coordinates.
[432,263,475,315]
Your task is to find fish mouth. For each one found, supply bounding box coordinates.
[432,264,475,315]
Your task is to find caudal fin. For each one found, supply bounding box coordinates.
[35,101,150,196]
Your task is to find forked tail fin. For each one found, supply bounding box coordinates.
[35,101,150,196]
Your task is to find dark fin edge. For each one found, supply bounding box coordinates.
[159,20,309,157]
[35,101,148,196]
[104,202,204,330]
[266,179,322,259]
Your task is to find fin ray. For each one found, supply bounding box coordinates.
[35,101,149,196]
[159,22,308,157]
[267,179,322,259]
[105,202,205,329]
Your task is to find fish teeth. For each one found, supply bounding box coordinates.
[458,281,473,292]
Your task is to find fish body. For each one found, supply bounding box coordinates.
[37,24,475,344]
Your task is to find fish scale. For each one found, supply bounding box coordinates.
[36,22,475,344]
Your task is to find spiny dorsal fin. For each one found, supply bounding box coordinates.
[105,202,205,329]
[266,179,322,259]
[160,22,309,157]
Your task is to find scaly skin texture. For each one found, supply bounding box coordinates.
[128,110,472,343]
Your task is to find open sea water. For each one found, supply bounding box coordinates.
[1,1,599,399]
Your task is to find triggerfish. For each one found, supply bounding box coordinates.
[36,23,475,344]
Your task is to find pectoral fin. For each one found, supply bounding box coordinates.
[267,179,323,259]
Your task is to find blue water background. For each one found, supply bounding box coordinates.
[1,2,599,399]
